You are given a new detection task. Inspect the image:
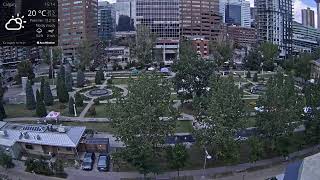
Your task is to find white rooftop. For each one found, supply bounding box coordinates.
[0,123,85,148]
[299,152,320,180]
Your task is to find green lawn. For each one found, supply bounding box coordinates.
[111,78,131,85]
[176,121,193,133]
[46,102,86,117]
[85,104,109,118]
[4,104,36,118]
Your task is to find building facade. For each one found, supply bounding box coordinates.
[136,0,180,62]
[227,26,257,47]
[180,0,224,42]
[98,1,115,41]
[221,0,251,27]
[255,0,293,58]
[311,59,320,79]
[316,0,320,29]
[292,21,320,53]
[191,37,210,59]
[115,0,136,27]
[302,7,315,28]
[58,0,98,62]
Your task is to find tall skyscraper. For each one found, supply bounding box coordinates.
[98,1,115,40]
[58,0,98,62]
[115,0,136,27]
[136,0,180,62]
[255,0,293,57]
[221,0,251,27]
[180,0,224,41]
[302,7,315,28]
[316,0,320,29]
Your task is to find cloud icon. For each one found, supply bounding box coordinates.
[5,14,26,31]
[5,19,21,30]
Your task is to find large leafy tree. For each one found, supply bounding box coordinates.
[132,26,156,66]
[173,40,215,102]
[166,144,189,177]
[259,42,279,71]
[195,76,244,162]
[35,90,47,117]
[256,73,304,149]
[210,40,234,67]
[77,40,96,70]
[107,74,179,176]
[244,49,263,71]
[15,61,35,83]
[284,54,312,81]
[0,151,14,169]
[25,80,36,110]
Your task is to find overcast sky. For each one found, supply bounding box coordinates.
[103,0,318,26]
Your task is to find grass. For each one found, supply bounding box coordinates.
[176,121,193,133]
[46,102,86,117]
[4,104,36,118]
[85,104,109,118]
[111,78,131,85]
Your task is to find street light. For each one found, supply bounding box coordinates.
[202,148,212,179]
[73,103,77,117]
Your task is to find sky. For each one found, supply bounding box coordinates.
[104,0,318,26]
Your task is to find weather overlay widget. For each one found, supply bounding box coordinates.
[0,0,58,46]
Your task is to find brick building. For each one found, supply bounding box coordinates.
[227,26,257,48]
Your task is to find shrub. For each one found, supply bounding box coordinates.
[93,99,100,105]
[75,92,84,107]
[88,106,96,116]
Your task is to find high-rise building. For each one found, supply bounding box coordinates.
[250,7,256,27]
[58,0,98,62]
[255,0,293,57]
[180,0,224,41]
[316,0,320,29]
[292,21,320,53]
[302,7,315,28]
[115,0,136,27]
[221,0,251,27]
[98,1,115,40]
[136,0,180,62]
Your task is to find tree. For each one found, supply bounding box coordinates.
[246,71,251,79]
[166,144,189,176]
[68,97,75,116]
[77,40,95,69]
[248,137,264,163]
[36,90,47,117]
[25,80,36,110]
[256,73,304,150]
[57,76,69,103]
[107,74,179,176]
[132,26,156,66]
[304,82,320,108]
[77,70,85,87]
[41,47,62,66]
[210,40,233,67]
[253,73,258,82]
[58,65,65,83]
[95,71,102,85]
[15,61,35,83]
[284,54,312,81]
[40,77,45,100]
[173,40,215,102]
[48,66,55,79]
[244,49,262,71]
[43,80,54,106]
[74,92,84,107]
[195,76,244,162]
[98,68,105,80]
[117,15,135,31]
[65,69,73,92]
[259,42,278,71]
[0,151,14,169]
[88,106,96,116]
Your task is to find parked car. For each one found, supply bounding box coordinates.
[82,152,95,171]
[97,153,110,171]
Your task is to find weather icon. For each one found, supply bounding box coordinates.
[5,14,27,31]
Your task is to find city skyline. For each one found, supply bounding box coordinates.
[104,0,319,27]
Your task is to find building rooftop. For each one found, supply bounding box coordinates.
[0,123,86,148]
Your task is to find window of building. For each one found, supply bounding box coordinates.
[25,144,33,149]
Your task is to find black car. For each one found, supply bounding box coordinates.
[97,153,110,172]
[82,152,95,171]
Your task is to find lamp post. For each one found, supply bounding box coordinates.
[202,148,212,179]
[73,103,77,117]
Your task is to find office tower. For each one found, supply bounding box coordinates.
[316,0,320,29]
[136,0,180,62]
[255,0,293,58]
[227,26,257,47]
[180,0,224,41]
[250,7,256,27]
[221,0,251,27]
[58,0,98,62]
[302,7,315,28]
[98,1,115,40]
[292,21,320,53]
[115,0,136,28]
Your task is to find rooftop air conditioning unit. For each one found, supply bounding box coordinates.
[57,125,66,133]
[0,130,8,137]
